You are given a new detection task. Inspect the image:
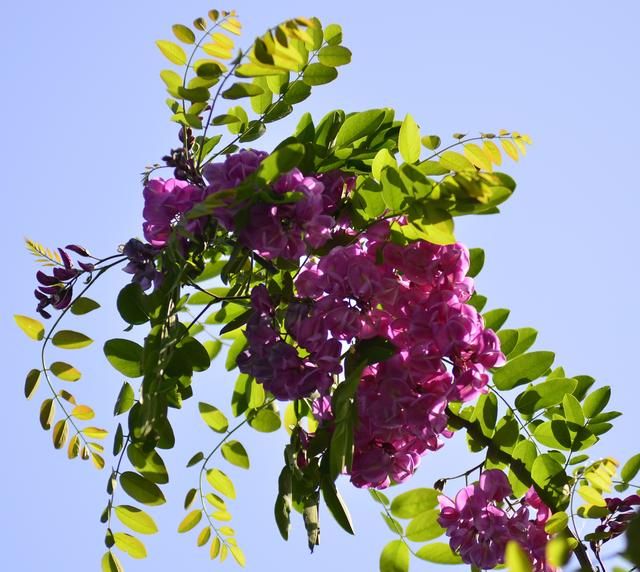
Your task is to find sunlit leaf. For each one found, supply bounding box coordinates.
[120,472,166,506]
[52,330,93,349]
[318,45,352,67]
[198,402,229,432]
[50,361,81,382]
[390,488,439,518]
[14,315,45,341]
[398,114,421,164]
[113,532,147,559]
[114,505,159,535]
[24,369,40,399]
[178,509,202,533]
[104,339,143,378]
[39,398,55,430]
[206,468,236,499]
[302,63,338,86]
[221,440,250,469]
[156,40,187,65]
[172,24,196,44]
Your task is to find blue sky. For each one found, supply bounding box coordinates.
[2,1,640,571]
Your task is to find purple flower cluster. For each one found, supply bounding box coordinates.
[596,493,640,541]
[203,150,354,260]
[34,245,94,319]
[121,238,162,291]
[237,285,341,400]
[438,470,554,571]
[142,178,204,247]
[296,222,504,488]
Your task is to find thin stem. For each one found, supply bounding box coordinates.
[440,460,485,482]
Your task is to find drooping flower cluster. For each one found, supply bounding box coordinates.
[438,470,554,571]
[203,150,354,260]
[595,494,640,542]
[34,245,94,318]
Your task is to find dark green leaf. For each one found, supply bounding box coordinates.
[70,297,100,315]
[51,330,93,349]
[117,284,148,325]
[483,309,510,331]
[583,386,611,418]
[104,339,143,378]
[24,369,40,399]
[515,378,578,415]
[467,248,485,277]
[222,82,265,99]
[320,475,354,535]
[114,382,135,415]
[318,45,352,66]
[119,472,166,506]
[302,63,338,86]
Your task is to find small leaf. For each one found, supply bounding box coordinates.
[221,440,250,469]
[186,452,204,468]
[104,339,143,378]
[39,398,55,430]
[198,402,229,432]
[621,454,640,484]
[156,40,187,65]
[52,419,68,449]
[415,542,463,564]
[14,315,45,341]
[421,135,441,150]
[248,408,281,432]
[114,505,159,535]
[380,540,409,572]
[483,308,510,331]
[206,469,236,499]
[578,485,606,506]
[24,369,41,399]
[390,488,439,518]
[583,386,611,418]
[464,143,492,171]
[318,45,352,67]
[83,427,108,439]
[222,82,265,99]
[335,109,385,147]
[398,114,421,164]
[493,351,555,391]
[197,526,211,547]
[178,509,202,533]
[505,540,532,572]
[51,330,93,349]
[405,509,444,542]
[101,552,123,572]
[501,139,519,161]
[120,472,166,506]
[230,546,246,567]
[544,511,569,534]
[210,537,221,560]
[70,297,100,315]
[113,532,147,559]
[71,405,95,420]
[50,361,81,382]
[172,24,196,44]
[302,63,338,86]
[114,382,135,415]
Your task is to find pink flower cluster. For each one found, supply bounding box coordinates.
[438,470,554,571]
[203,150,354,260]
[237,285,342,400]
[142,178,204,247]
[296,222,503,488]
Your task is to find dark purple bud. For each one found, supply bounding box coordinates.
[53,287,73,310]
[37,307,52,319]
[65,244,91,257]
[606,497,623,512]
[39,285,62,295]
[36,270,60,286]
[53,267,79,281]
[625,494,640,506]
[78,261,95,272]
[34,289,47,301]
[58,248,73,270]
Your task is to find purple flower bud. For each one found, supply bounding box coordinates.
[36,271,60,286]
[58,248,73,270]
[65,244,91,257]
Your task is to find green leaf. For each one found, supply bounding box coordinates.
[398,114,421,164]
[71,405,94,420]
[14,315,44,341]
[197,526,211,547]
[221,440,250,469]
[104,339,143,378]
[39,398,55,430]
[415,542,464,564]
[583,386,611,418]
[531,454,569,509]
[198,402,229,433]
[324,23,342,45]
[621,454,640,484]
[127,444,169,484]
[498,330,519,356]
[117,284,148,325]
[50,361,81,382]
[372,149,397,180]
[483,308,510,331]
[318,45,352,66]
[467,248,485,278]
[51,330,93,350]
[493,351,555,391]
[544,511,569,534]
[405,509,444,542]
[222,82,265,99]
[177,509,202,533]
[475,392,498,436]
[206,469,236,499]
[578,485,606,506]
[172,24,196,44]
[248,408,281,432]
[156,40,187,65]
[320,475,354,535]
[562,394,585,425]
[380,540,410,572]
[52,419,68,449]
[113,532,147,559]
[24,369,40,399]
[229,546,246,567]
[390,488,439,519]
[70,297,100,315]
[302,63,338,86]
[439,150,474,171]
[114,505,158,535]
[114,382,135,415]
[515,378,578,415]
[509,440,537,496]
[505,540,532,572]
[421,135,441,150]
[255,143,305,184]
[510,327,538,358]
[119,472,166,506]
[101,552,123,572]
[464,143,493,172]
[334,109,386,147]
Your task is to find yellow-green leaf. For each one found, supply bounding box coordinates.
[483,139,502,165]
[464,143,492,171]
[198,402,229,432]
[52,419,68,449]
[210,537,221,559]
[39,398,55,430]
[24,369,41,399]
[505,540,532,572]
[101,552,124,572]
[398,114,421,164]
[114,505,159,535]
[83,426,108,439]
[156,40,187,65]
[197,526,212,547]
[178,509,202,533]
[221,440,250,469]
[230,546,246,567]
[172,24,196,44]
[51,330,93,349]
[113,532,147,559]
[14,315,44,341]
[50,361,81,381]
[221,18,241,36]
[71,404,94,421]
[202,43,233,59]
[578,485,606,506]
[207,469,236,499]
[501,139,519,161]
[380,539,410,572]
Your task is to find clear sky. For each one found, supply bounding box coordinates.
[2,1,640,571]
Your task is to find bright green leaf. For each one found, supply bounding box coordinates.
[52,330,93,350]
[113,532,147,559]
[493,351,555,391]
[114,505,159,535]
[390,488,439,519]
[221,440,250,469]
[104,339,143,378]
[380,540,410,572]
[50,361,81,382]
[198,402,229,433]
[318,45,352,66]
[119,472,166,506]
[178,509,202,533]
[156,40,188,65]
[206,469,236,499]
[415,542,464,564]
[398,114,421,164]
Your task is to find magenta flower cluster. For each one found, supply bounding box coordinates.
[438,470,554,571]
[203,150,354,260]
